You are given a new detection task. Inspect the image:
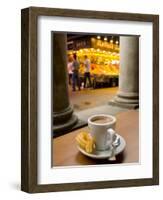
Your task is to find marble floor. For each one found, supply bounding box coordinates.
[69,86,119,112]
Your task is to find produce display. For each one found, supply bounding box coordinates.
[68,48,120,76]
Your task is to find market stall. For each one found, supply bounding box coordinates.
[67,35,120,88]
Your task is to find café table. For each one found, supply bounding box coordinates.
[53,110,139,166]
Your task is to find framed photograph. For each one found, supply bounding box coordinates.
[21,7,159,193]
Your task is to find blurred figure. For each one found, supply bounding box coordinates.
[72,54,80,91]
[83,55,92,88]
[67,55,73,85]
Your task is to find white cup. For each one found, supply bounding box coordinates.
[88,114,116,151]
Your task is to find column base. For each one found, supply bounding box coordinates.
[109,99,139,109]
[109,96,139,110]
[53,114,78,136]
[53,105,78,136]
[108,91,139,109]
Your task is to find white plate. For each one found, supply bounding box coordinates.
[77,134,126,159]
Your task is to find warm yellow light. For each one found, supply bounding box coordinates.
[104,37,107,41]
[97,49,100,52]
[97,35,101,39]
[115,41,119,44]
[110,40,113,43]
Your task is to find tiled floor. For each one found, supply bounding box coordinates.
[68,86,128,122]
[69,86,118,111]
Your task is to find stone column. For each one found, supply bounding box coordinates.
[52,33,78,135]
[109,36,139,109]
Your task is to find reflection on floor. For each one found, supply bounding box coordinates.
[69,86,118,111]
[69,86,128,122]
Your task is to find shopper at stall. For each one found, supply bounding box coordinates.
[83,55,92,88]
[67,56,73,85]
[72,53,80,91]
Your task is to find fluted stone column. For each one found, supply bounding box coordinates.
[52,33,78,135]
[109,36,139,109]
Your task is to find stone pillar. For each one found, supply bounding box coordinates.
[52,33,78,135]
[109,36,139,109]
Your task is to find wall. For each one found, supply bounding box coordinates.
[0,0,162,199]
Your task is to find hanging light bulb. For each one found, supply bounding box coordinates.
[97,35,101,39]
[104,37,107,41]
[115,41,119,44]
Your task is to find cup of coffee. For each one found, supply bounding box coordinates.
[88,114,116,151]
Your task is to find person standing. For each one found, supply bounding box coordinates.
[83,55,92,88]
[72,54,80,91]
[67,56,73,85]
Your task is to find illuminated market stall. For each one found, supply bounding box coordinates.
[67,35,120,88]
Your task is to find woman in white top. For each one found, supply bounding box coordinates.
[83,55,92,88]
[67,62,73,85]
[67,56,73,85]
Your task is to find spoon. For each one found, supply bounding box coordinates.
[108,136,120,161]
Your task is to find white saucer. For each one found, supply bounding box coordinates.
[77,134,126,159]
